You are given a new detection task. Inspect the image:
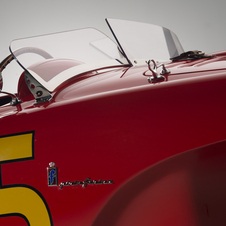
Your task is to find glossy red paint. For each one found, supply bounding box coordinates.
[0,28,226,225]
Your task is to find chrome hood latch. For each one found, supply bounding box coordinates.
[143,60,170,84]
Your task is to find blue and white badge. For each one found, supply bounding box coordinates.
[47,162,58,186]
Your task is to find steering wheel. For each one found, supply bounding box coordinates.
[0,47,53,91]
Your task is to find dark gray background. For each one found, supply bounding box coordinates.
[1,0,225,92]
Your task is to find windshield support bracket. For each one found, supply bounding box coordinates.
[24,71,52,104]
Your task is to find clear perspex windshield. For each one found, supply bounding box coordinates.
[10,28,128,92]
[106,18,184,65]
[10,19,184,92]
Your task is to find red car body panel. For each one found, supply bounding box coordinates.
[0,20,226,226]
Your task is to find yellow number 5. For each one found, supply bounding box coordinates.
[0,132,52,226]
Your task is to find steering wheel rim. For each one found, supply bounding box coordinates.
[12,46,53,59]
[0,47,53,91]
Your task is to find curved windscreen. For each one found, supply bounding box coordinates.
[106,18,184,65]
[10,28,128,92]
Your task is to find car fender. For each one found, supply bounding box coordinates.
[92,140,226,226]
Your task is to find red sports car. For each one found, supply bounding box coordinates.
[0,18,226,226]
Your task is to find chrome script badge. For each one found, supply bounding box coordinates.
[47,162,58,186]
[59,177,114,189]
